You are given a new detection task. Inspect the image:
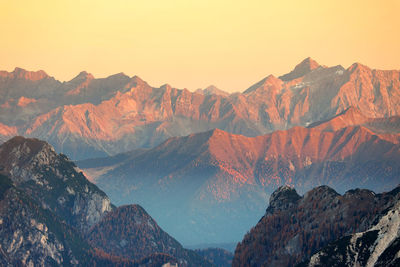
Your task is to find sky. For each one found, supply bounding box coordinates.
[0,0,399,92]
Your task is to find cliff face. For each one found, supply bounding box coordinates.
[0,136,112,232]
[1,59,399,159]
[0,176,184,266]
[232,185,400,267]
[0,175,77,266]
[301,189,400,267]
[0,136,114,265]
[0,137,211,266]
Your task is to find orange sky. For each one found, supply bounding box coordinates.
[0,0,399,92]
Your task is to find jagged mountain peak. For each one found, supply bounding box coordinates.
[13,67,48,78]
[64,71,96,96]
[0,67,50,81]
[209,127,229,137]
[86,203,211,265]
[123,75,150,91]
[303,185,340,201]
[244,74,282,94]
[106,72,130,80]
[130,75,144,84]
[160,83,173,90]
[300,57,320,67]
[196,85,229,96]
[343,188,375,198]
[1,135,50,151]
[279,57,321,81]
[205,85,219,91]
[87,203,177,259]
[267,185,301,214]
[347,62,372,73]
[71,71,95,81]
[0,136,56,171]
[292,57,321,72]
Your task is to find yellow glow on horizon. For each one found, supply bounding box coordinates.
[0,0,399,92]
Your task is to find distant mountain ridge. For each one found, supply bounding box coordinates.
[78,125,400,245]
[195,85,230,97]
[1,58,400,159]
[309,106,400,133]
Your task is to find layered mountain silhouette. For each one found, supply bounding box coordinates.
[309,106,400,133]
[1,58,400,258]
[78,125,400,245]
[232,185,400,267]
[1,58,400,159]
[0,137,211,266]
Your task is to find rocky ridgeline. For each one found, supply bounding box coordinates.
[300,188,400,267]
[233,185,400,267]
[1,58,399,159]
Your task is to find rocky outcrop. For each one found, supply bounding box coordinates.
[0,136,112,232]
[232,185,400,267]
[279,57,322,81]
[0,177,78,266]
[301,196,400,267]
[87,205,211,267]
[0,174,135,266]
[266,185,301,214]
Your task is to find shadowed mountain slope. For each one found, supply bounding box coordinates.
[232,185,400,267]
[0,137,211,266]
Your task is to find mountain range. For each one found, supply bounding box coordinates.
[2,135,398,266]
[1,58,400,264]
[77,122,400,245]
[1,58,400,159]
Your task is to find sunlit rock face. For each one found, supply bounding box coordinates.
[1,59,400,159]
